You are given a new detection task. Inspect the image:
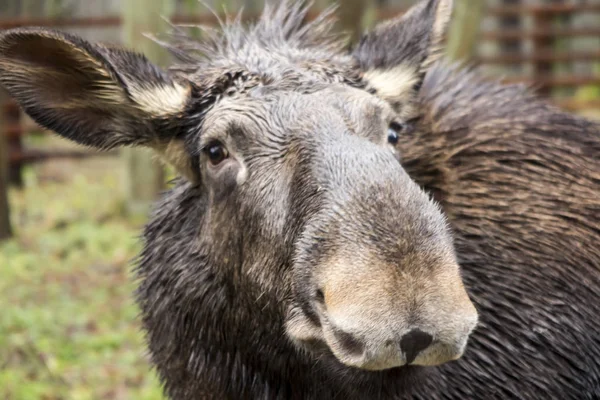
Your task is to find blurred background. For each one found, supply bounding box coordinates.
[0,0,598,399]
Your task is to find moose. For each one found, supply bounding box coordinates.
[0,0,598,398]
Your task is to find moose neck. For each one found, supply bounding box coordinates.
[134,181,315,397]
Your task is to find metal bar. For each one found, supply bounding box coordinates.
[0,8,404,30]
[554,99,600,111]
[0,15,121,29]
[503,76,600,87]
[488,4,600,16]
[530,7,555,97]
[3,124,22,140]
[479,51,600,64]
[481,27,600,40]
[0,3,597,30]
[2,123,48,139]
[9,149,117,164]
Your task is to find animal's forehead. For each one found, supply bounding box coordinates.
[201,83,393,136]
[183,59,364,99]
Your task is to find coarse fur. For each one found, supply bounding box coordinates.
[0,0,598,399]
[398,65,600,399]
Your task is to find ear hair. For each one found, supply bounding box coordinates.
[95,45,192,118]
[0,28,199,181]
[353,0,454,116]
[363,65,421,120]
[425,0,454,71]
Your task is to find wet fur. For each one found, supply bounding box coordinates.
[398,65,600,399]
[0,0,599,399]
[139,4,600,398]
[135,64,600,400]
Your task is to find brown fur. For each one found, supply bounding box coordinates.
[396,64,600,399]
[0,0,598,398]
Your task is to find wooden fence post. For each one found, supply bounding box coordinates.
[446,0,486,62]
[0,97,12,240]
[4,1,23,187]
[181,0,204,39]
[532,1,563,98]
[498,0,523,75]
[337,0,376,45]
[122,0,175,216]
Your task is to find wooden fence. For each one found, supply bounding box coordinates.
[1,2,599,185]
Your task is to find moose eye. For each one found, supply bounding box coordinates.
[387,122,404,145]
[205,142,229,165]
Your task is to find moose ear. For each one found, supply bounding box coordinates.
[352,0,453,118]
[0,28,197,180]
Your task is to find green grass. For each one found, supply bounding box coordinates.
[0,168,164,400]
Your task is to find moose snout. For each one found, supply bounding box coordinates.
[286,138,479,371]
[322,305,475,370]
[312,260,479,371]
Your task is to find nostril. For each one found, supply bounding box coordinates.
[400,329,433,364]
[333,328,364,357]
[315,289,325,304]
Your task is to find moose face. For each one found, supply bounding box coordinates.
[0,0,477,372]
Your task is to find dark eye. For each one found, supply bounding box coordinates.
[205,142,229,165]
[387,122,404,145]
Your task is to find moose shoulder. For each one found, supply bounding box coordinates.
[0,0,598,399]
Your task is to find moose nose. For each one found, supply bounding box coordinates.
[328,326,436,368]
[400,329,433,364]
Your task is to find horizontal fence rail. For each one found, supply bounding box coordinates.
[481,27,600,40]
[487,3,600,15]
[9,149,118,164]
[479,50,600,64]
